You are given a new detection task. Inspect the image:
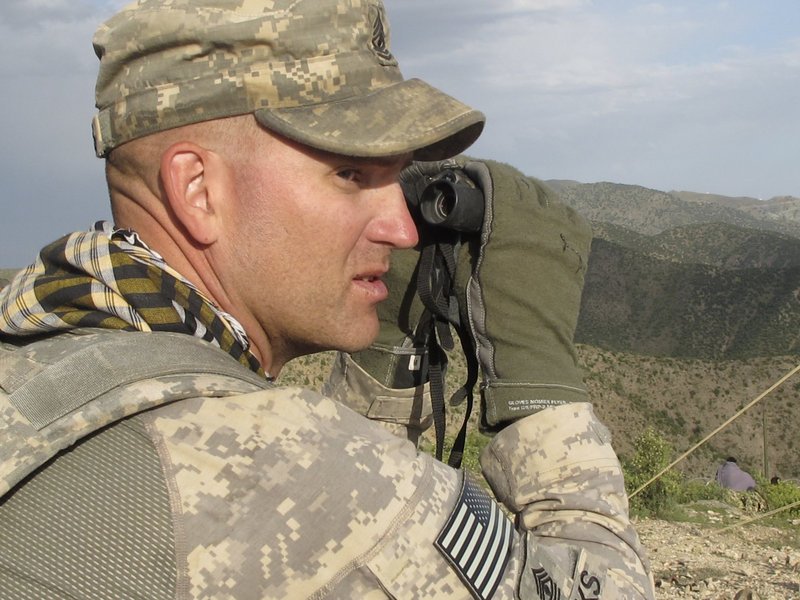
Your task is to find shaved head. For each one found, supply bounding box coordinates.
[107,116,258,193]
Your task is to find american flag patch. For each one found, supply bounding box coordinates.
[435,476,515,600]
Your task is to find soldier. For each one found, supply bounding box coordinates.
[0,0,654,598]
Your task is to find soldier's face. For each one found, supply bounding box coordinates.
[220,128,417,372]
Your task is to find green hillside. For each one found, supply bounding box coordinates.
[547,180,800,360]
[593,221,800,269]
[577,238,800,359]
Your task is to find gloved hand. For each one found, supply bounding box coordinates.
[402,158,592,433]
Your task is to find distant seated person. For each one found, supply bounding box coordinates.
[716,456,757,491]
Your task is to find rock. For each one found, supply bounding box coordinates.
[636,518,800,600]
[786,549,800,569]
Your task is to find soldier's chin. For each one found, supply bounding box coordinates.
[338,320,380,354]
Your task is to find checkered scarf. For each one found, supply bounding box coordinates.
[0,221,265,377]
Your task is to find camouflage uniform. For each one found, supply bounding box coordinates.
[1,326,652,599]
[1,0,654,597]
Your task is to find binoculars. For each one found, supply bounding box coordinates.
[410,169,484,233]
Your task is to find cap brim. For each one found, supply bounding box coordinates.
[254,78,484,161]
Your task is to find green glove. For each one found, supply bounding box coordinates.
[464,159,592,430]
[404,158,592,432]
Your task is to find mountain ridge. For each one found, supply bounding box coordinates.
[545,179,800,361]
[547,179,800,239]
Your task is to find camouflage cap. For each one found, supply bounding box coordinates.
[92,0,485,160]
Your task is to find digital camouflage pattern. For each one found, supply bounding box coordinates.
[147,383,487,598]
[1,326,503,598]
[482,402,656,598]
[1,326,654,598]
[92,0,484,159]
[0,168,655,598]
[0,329,269,498]
[323,350,433,445]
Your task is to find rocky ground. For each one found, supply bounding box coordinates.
[637,506,800,599]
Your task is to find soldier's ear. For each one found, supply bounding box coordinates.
[161,142,222,246]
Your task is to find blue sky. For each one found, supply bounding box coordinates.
[1,0,799,267]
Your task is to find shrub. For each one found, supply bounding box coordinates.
[622,427,683,516]
[676,478,727,504]
[759,479,800,517]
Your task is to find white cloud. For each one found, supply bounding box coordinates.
[0,0,102,29]
[489,0,590,12]
[392,1,800,198]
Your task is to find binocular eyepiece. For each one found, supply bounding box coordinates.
[413,169,484,233]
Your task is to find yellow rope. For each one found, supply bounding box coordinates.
[630,362,800,499]
[718,498,800,533]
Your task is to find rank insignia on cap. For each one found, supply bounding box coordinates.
[369,5,395,64]
[435,476,515,600]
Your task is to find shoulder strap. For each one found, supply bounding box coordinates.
[9,331,268,430]
[1,330,271,497]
